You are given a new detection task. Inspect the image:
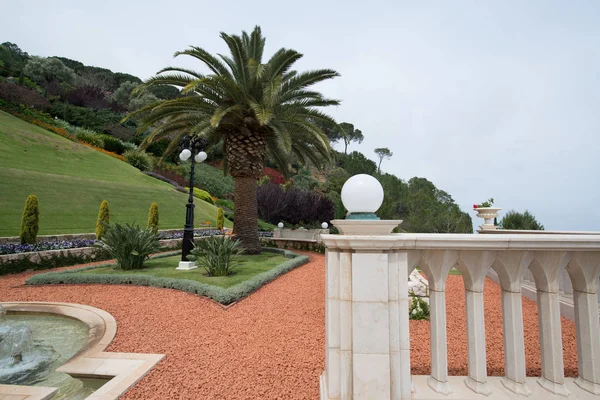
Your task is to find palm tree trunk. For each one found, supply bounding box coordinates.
[233,176,261,254]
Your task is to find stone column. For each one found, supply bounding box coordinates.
[320,220,406,400]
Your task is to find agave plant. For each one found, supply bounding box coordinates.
[95,222,160,270]
[188,235,244,277]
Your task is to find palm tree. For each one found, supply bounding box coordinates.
[125,26,340,253]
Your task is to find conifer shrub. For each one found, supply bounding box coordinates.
[216,207,224,231]
[148,202,159,234]
[20,195,40,244]
[95,200,110,240]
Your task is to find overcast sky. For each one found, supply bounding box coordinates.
[2,0,599,231]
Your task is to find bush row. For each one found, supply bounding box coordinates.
[257,183,334,226]
[25,248,309,305]
[0,248,112,276]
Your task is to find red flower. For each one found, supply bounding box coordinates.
[473,204,478,209]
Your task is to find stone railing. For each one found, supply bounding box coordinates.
[320,227,600,399]
[273,228,329,242]
[480,229,600,320]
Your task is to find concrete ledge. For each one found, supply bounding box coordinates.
[0,302,165,400]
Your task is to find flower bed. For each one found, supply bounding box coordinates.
[0,239,96,255]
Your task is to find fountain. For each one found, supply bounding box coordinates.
[0,304,101,399]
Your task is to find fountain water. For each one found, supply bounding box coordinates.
[0,304,101,399]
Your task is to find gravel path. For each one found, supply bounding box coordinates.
[0,253,578,399]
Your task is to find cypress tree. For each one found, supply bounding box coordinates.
[216,207,224,231]
[20,195,40,244]
[95,200,110,240]
[147,202,159,234]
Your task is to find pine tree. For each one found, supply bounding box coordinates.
[95,200,110,240]
[147,202,159,234]
[20,195,40,244]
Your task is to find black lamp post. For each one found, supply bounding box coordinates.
[177,135,208,269]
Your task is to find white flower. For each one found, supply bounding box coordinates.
[412,308,417,315]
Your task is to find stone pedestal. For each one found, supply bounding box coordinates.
[321,220,409,400]
[176,261,197,270]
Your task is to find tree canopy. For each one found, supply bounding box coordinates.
[500,210,544,230]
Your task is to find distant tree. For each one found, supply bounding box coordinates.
[67,85,110,109]
[111,81,138,107]
[148,85,180,100]
[499,210,544,230]
[335,151,377,175]
[0,42,29,77]
[374,147,393,173]
[54,57,85,72]
[20,194,40,244]
[0,82,50,110]
[23,56,76,85]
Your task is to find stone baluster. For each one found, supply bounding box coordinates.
[455,251,496,395]
[566,252,600,395]
[419,250,458,395]
[340,251,353,399]
[492,251,534,396]
[529,251,572,396]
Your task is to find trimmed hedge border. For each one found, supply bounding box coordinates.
[260,238,325,254]
[25,248,309,305]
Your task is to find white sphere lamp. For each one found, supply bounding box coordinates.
[179,148,191,162]
[321,222,329,229]
[194,151,208,163]
[277,222,284,228]
[340,174,384,220]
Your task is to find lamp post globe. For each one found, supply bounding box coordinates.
[195,151,207,163]
[179,148,191,161]
[321,222,329,229]
[340,174,384,220]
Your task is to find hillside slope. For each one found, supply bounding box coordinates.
[0,111,231,236]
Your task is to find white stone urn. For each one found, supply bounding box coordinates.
[474,207,501,230]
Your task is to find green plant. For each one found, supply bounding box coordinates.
[95,200,110,240]
[20,194,40,244]
[95,222,160,270]
[499,210,544,230]
[408,291,430,320]
[187,236,244,277]
[188,187,215,204]
[74,127,104,148]
[216,207,224,231]
[100,134,127,154]
[475,198,494,208]
[148,202,159,234]
[215,198,234,211]
[123,148,153,171]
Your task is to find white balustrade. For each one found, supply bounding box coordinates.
[320,223,600,400]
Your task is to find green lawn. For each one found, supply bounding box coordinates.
[79,253,288,288]
[0,111,232,236]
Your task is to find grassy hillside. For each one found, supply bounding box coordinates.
[0,111,232,236]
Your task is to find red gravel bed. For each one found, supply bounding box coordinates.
[0,253,577,399]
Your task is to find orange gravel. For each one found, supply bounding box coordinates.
[0,253,578,399]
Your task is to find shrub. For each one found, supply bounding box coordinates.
[409,291,430,320]
[215,199,234,212]
[20,195,40,244]
[290,173,319,190]
[148,202,159,234]
[264,167,285,185]
[1,249,111,276]
[216,208,224,231]
[257,183,334,226]
[95,200,110,240]
[187,236,244,277]
[191,163,235,198]
[0,82,50,110]
[95,222,160,270]
[124,149,152,171]
[74,127,104,148]
[187,187,215,204]
[100,135,126,154]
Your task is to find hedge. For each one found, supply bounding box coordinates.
[0,249,112,276]
[25,248,309,305]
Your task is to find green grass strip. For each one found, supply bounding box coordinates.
[25,248,309,305]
